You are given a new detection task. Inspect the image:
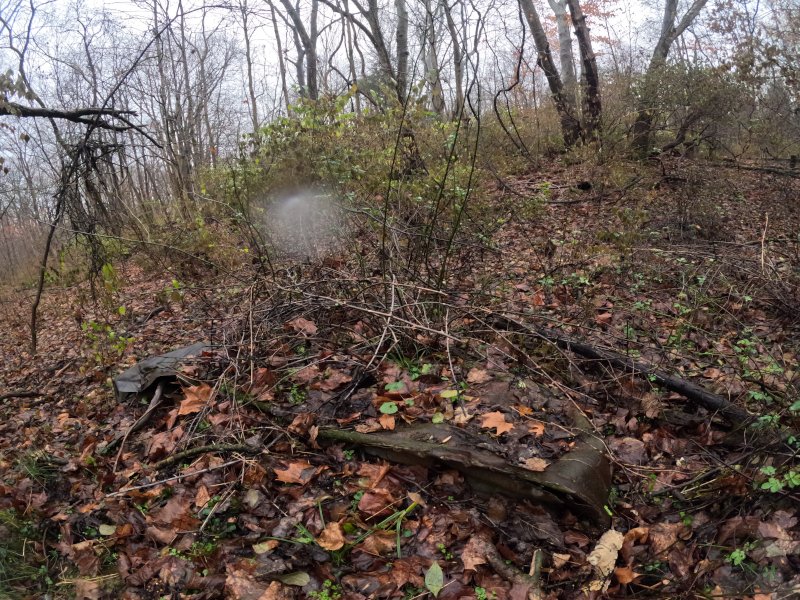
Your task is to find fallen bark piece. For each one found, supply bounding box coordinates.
[113,342,208,401]
[319,413,611,527]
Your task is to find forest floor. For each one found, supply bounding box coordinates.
[1,156,799,600]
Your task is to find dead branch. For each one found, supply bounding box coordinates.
[487,312,755,427]
[0,101,139,131]
[149,444,260,471]
[0,390,44,402]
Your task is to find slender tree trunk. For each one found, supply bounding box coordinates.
[269,3,292,112]
[547,0,577,114]
[395,0,409,102]
[342,0,361,114]
[240,0,260,132]
[518,0,580,147]
[423,0,446,115]
[441,0,464,119]
[565,0,601,140]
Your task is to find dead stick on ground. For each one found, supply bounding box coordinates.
[487,312,754,427]
[108,459,244,497]
[149,444,260,471]
[0,390,45,402]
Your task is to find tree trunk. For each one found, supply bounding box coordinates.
[518,0,581,147]
[239,0,260,132]
[547,0,577,115]
[441,0,464,120]
[423,0,446,115]
[565,0,601,140]
[631,0,709,155]
[395,0,409,102]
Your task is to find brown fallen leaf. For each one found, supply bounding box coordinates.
[317,522,346,551]
[274,460,317,485]
[466,368,492,384]
[522,457,550,472]
[379,413,396,430]
[480,411,514,435]
[614,566,638,585]
[179,383,213,415]
[287,317,318,335]
[528,421,545,437]
[461,535,488,571]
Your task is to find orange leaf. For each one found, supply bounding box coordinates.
[595,312,613,325]
[614,566,638,584]
[274,460,317,485]
[480,411,514,435]
[528,421,545,437]
[522,457,549,472]
[179,383,212,415]
[379,413,396,430]
[317,522,346,551]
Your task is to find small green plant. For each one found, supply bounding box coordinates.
[437,542,453,560]
[81,319,135,365]
[758,465,800,493]
[288,384,306,405]
[309,579,343,600]
[474,587,496,600]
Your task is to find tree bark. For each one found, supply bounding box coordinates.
[565,0,601,140]
[547,0,577,116]
[441,0,464,119]
[518,0,581,147]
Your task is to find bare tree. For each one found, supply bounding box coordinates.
[631,0,710,154]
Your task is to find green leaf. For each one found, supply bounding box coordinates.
[761,477,783,493]
[789,400,800,413]
[431,412,444,424]
[784,470,800,488]
[117,306,126,316]
[385,381,404,392]
[760,465,777,476]
[380,402,399,415]
[424,561,444,597]
[440,389,459,399]
[277,572,311,586]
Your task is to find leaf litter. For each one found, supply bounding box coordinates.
[0,161,799,598]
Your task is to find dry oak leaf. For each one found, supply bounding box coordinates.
[480,411,514,435]
[317,522,346,551]
[522,457,550,472]
[528,421,546,437]
[358,529,397,556]
[179,383,213,415]
[460,535,488,571]
[287,317,318,335]
[466,368,492,384]
[274,460,318,485]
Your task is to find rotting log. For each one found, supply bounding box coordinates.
[318,409,611,528]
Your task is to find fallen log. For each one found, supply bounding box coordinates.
[318,409,611,529]
[487,313,754,427]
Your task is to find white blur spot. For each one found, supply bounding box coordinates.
[261,189,344,260]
